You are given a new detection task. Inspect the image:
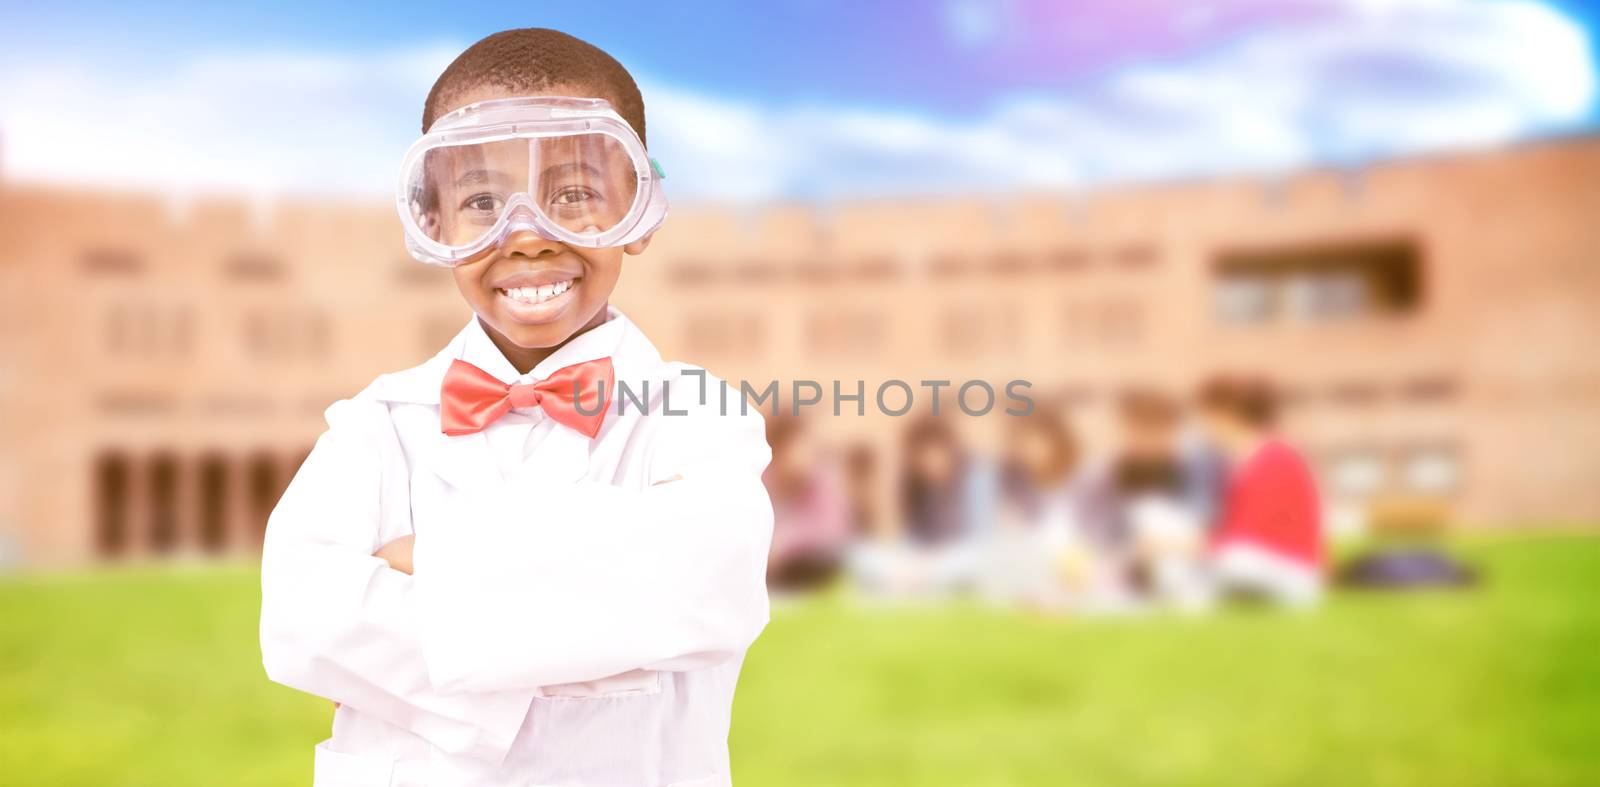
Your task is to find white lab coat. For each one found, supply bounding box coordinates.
[260,308,773,787]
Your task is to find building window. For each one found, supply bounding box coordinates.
[806,309,886,355]
[244,307,330,359]
[732,259,783,285]
[851,256,901,282]
[147,452,180,554]
[1214,239,1421,325]
[684,312,764,357]
[82,248,143,275]
[929,254,974,279]
[197,453,230,554]
[1284,270,1366,319]
[941,302,1021,356]
[1098,299,1144,345]
[1328,449,1386,498]
[793,259,841,285]
[984,251,1034,277]
[1328,381,1384,407]
[1045,248,1090,274]
[225,252,285,281]
[106,303,193,357]
[1112,244,1159,269]
[1215,275,1276,324]
[1403,445,1462,495]
[1060,298,1143,347]
[1402,376,1459,403]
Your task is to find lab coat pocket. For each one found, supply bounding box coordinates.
[536,667,663,699]
[312,740,394,787]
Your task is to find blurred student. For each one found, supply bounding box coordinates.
[900,415,985,547]
[977,405,1093,607]
[996,403,1081,527]
[842,443,880,536]
[849,415,987,596]
[1197,375,1325,606]
[1080,389,1211,608]
[763,415,851,592]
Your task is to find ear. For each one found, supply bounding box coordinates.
[622,232,655,256]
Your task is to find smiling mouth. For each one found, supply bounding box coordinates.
[495,278,576,305]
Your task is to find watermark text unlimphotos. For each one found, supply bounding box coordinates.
[570,370,1034,418]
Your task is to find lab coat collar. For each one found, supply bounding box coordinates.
[368,306,660,406]
[366,306,663,491]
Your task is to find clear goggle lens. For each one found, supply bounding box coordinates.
[405,132,643,251]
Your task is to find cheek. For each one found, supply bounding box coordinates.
[578,252,625,292]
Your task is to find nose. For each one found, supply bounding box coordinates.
[499,228,563,259]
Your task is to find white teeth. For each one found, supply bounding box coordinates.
[500,280,574,304]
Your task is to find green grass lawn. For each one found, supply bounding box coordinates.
[2,535,1597,787]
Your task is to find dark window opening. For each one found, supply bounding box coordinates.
[148,453,179,553]
[198,454,229,554]
[94,452,131,558]
[248,452,283,546]
[1214,239,1422,324]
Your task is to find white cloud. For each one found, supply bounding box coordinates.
[0,44,460,198]
[0,0,1592,203]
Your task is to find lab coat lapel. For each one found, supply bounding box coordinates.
[429,429,505,491]
[367,321,506,492]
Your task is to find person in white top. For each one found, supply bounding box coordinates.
[259,28,773,787]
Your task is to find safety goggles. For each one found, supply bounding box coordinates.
[397,96,668,266]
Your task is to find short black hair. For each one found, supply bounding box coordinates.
[423,28,647,145]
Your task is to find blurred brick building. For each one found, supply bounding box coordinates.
[2,136,1598,566]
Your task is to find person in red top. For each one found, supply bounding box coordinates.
[1197,375,1325,606]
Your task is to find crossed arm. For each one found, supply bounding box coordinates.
[371,474,680,575]
[259,396,772,762]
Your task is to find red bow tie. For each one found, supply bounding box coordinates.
[440,357,614,438]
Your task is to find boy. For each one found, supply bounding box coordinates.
[1196,374,1324,606]
[259,29,774,787]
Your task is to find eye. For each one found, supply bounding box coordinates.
[461,193,504,213]
[551,187,601,206]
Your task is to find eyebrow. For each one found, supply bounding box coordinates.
[540,162,606,180]
[454,169,514,188]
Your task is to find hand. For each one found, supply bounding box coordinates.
[374,535,415,576]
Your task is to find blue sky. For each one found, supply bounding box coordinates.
[2,0,1596,200]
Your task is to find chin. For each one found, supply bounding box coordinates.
[497,320,578,349]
